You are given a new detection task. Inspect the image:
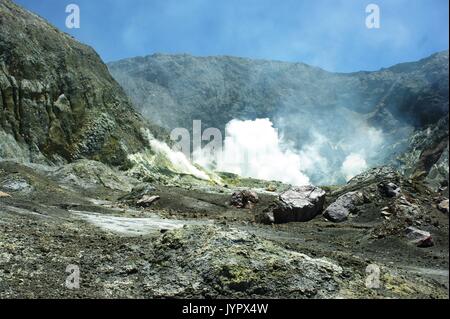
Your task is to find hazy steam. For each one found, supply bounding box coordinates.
[213,118,384,186]
[341,154,368,182]
[217,119,310,186]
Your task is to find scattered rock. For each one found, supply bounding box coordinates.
[394,196,422,217]
[405,227,434,248]
[323,192,363,223]
[137,195,161,207]
[273,186,326,223]
[0,191,11,198]
[378,182,401,197]
[266,185,277,192]
[230,190,259,209]
[437,199,449,215]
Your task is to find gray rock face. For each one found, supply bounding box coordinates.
[323,192,364,223]
[51,159,138,192]
[395,116,449,190]
[273,186,326,223]
[0,0,164,167]
[346,166,400,186]
[426,144,449,190]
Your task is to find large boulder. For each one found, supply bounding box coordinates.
[405,227,434,248]
[323,192,364,223]
[273,186,326,223]
[149,225,343,298]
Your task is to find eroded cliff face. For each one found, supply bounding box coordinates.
[394,116,449,191]
[0,0,162,167]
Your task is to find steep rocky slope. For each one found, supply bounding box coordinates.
[108,51,449,185]
[108,51,448,133]
[394,116,449,191]
[0,0,165,167]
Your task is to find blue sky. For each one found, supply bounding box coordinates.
[15,0,449,72]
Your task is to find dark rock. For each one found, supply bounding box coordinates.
[378,182,401,198]
[230,190,259,209]
[273,186,326,223]
[255,211,275,225]
[323,191,364,223]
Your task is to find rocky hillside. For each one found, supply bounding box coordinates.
[0,0,164,167]
[108,50,449,185]
[108,51,448,134]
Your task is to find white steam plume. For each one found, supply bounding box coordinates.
[217,118,311,186]
[341,153,368,181]
[206,118,385,186]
